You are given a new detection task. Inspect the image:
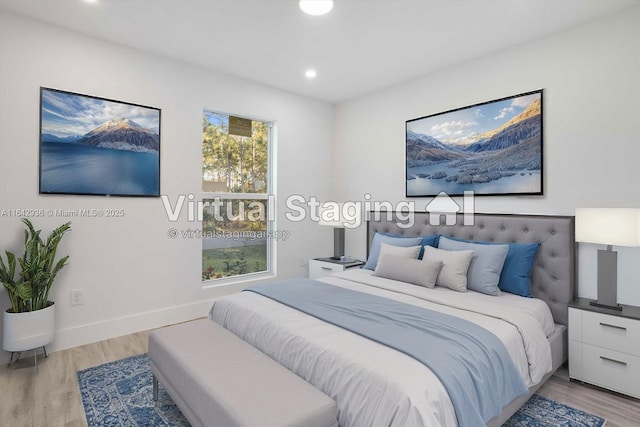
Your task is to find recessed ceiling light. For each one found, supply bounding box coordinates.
[305,69,318,79]
[83,0,99,4]
[299,0,334,16]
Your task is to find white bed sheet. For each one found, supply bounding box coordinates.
[340,269,556,337]
[208,271,553,427]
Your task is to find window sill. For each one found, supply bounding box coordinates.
[201,271,275,289]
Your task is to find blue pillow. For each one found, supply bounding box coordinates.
[364,233,439,270]
[443,236,540,297]
[418,234,440,259]
[437,236,508,296]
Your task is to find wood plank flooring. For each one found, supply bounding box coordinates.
[1,324,638,426]
[536,369,640,427]
[0,330,150,427]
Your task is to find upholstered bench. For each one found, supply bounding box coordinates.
[148,319,338,427]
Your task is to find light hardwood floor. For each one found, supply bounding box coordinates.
[1,325,639,427]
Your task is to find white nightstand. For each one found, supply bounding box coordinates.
[309,258,364,279]
[568,298,640,398]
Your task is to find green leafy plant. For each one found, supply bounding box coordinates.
[0,219,71,313]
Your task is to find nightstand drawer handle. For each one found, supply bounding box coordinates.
[599,322,627,331]
[321,266,333,271]
[599,356,627,366]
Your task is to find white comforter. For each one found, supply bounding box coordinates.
[208,270,553,427]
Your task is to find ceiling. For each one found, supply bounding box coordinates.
[1,0,638,104]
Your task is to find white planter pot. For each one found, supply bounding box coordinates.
[3,302,55,352]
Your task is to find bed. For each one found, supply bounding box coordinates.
[209,212,576,427]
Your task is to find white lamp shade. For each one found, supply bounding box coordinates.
[575,208,640,247]
[319,202,361,228]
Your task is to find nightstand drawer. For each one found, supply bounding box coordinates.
[309,260,343,279]
[582,311,640,356]
[309,259,364,279]
[582,343,640,398]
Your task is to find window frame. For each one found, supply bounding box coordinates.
[201,109,276,287]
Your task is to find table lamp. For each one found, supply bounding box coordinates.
[319,203,346,260]
[575,208,640,310]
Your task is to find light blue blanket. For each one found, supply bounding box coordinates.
[246,278,528,427]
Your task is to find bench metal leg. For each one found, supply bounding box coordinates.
[153,374,159,401]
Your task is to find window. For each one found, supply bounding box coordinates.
[202,111,273,282]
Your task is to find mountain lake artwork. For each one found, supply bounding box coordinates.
[39,88,160,196]
[406,90,542,197]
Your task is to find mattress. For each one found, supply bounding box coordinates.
[209,269,555,427]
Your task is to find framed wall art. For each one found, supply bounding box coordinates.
[406,89,543,197]
[39,87,161,197]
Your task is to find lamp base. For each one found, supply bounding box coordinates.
[589,300,623,311]
[594,248,620,310]
[333,228,345,259]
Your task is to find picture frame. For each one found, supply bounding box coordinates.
[406,90,543,197]
[39,87,161,197]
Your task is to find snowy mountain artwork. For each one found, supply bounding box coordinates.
[39,88,161,196]
[406,90,543,197]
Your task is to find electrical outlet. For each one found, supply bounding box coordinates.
[71,289,84,306]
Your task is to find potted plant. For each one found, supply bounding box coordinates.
[0,219,71,355]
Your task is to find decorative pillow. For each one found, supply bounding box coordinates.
[422,246,474,292]
[438,236,508,296]
[377,242,421,261]
[443,236,541,297]
[418,234,440,259]
[373,253,443,288]
[364,233,438,270]
[497,242,540,297]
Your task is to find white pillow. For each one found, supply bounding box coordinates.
[423,246,474,292]
[438,236,508,296]
[377,242,421,261]
[374,253,443,288]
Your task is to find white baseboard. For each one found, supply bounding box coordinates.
[1,299,212,365]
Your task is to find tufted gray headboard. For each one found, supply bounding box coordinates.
[367,212,577,326]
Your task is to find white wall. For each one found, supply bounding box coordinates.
[0,11,334,363]
[333,6,640,305]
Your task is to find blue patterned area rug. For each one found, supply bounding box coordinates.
[77,354,188,426]
[503,394,606,427]
[78,354,606,427]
